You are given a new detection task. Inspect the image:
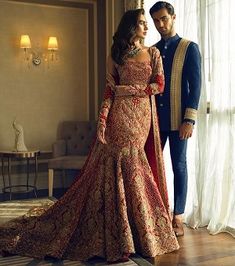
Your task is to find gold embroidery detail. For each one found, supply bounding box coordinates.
[151,95,169,210]
[184,108,197,121]
[170,39,191,130]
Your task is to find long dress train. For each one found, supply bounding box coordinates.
[0,47,179,262]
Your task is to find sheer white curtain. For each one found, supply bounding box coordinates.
[187,0,235,237]
[144,0,235,236]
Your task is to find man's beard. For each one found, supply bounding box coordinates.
[160,22,174,39]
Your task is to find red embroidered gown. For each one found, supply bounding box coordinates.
[0,47,179,262]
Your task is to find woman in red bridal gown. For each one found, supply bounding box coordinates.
[0,8,179,262]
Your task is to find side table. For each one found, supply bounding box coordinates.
[0,150,40,200]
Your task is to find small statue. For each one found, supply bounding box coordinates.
[13,119,28,152]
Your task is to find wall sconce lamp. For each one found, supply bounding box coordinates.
[20,35,31,61]
[20,35,59,66]
[48,37,58,61]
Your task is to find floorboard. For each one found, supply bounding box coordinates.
[147,226,235,266]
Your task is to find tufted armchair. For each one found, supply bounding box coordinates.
[48,121,97,197]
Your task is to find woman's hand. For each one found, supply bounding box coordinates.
[115,83,163,97]
[115,85,141,96]
[97,124,107,144]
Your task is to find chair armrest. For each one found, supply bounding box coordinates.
[52,139,66,158]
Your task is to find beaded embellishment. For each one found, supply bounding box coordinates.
[127,47,142,58]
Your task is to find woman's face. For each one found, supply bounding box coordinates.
[135,14,148,39]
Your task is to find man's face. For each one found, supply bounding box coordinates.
[151,8,176,39]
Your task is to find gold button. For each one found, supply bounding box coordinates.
[160,94,163,96]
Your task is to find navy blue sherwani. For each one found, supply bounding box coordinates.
[155,34,201,214]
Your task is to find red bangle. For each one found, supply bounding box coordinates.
[99,114,107,120]
[144,85,152,95]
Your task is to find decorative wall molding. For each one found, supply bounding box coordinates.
[9,0,98,120]
[105,0,115,57]
[124,0,144,11]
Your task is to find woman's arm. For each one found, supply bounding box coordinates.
[97,56,117,144]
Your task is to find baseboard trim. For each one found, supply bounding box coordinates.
[0,188,67,202]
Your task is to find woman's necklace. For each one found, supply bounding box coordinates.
[127,46,142,58]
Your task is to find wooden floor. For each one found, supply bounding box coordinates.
[1,199,235,265]
[147,226,235,266]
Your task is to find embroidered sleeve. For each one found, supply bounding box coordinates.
[184,108,197,122]
[183,43,201,123]
[98,73,115,128]
[145,46,165,94]
[98,55,118,130]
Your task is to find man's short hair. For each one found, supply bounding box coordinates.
[149,1,175,17]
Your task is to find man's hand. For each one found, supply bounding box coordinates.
[97,125,107,144]
[179,122,194,140]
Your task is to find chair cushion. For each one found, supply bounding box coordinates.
[59,121,97,156]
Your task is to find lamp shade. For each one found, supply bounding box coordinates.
[20,35,31,49]
[48,37,58,50]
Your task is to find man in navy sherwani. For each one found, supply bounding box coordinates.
[149,1,201,236]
